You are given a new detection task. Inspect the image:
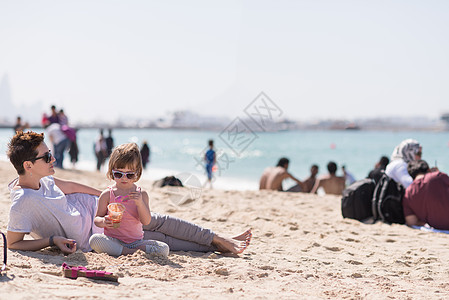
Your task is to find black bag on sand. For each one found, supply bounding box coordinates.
[341,178,376,221]
[153,176,184,188]
[372,174,405,224]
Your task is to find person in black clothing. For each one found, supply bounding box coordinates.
[367,156,390,183]
[140,141,151,169]
[105,129,114,157]
[69,140,79,168]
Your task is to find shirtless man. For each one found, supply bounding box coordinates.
[286,164,319,193]
[311,161,346,195]
[259,157,304,191]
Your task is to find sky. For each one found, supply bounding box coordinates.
[1,0,449,124]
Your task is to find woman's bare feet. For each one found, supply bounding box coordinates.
[232,229,252,246]
[212,229,252,254]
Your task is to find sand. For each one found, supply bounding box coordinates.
[1,160,449,299]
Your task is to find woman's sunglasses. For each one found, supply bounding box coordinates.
[112,170,136,180]
[31,151,53,163]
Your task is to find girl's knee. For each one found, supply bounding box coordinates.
[89,234,123,256]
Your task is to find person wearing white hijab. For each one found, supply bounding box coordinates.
[385,139,422,188]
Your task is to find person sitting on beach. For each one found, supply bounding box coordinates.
[310,161,346,195]
[286,164,319,193]
[402,160,448,230]
[367,155,389,184]
[89,143,169,257]
[6,131,251,255]
[385,139,422,188]
[259,157,304,191]
[342,165,356,186]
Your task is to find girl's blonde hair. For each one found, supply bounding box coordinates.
[107,143,143,181]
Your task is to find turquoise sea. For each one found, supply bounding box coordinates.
[1,128,448,190]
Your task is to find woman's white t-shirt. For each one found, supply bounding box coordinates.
[7,176,101,252]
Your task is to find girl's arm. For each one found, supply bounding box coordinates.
[94,190,114,228]
[54,177,102,196]
[128,189,151,225]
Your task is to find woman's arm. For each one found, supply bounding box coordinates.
[7,231,76,254]
[54,177,102,196]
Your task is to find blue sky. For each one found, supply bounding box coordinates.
[1,0,449,124]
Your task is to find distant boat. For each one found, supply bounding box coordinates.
[345,123,361,130]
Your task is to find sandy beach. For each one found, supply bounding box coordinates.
[1,160,449,299]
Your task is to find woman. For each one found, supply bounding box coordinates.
[6,131,251,255]
[385,139,422,188]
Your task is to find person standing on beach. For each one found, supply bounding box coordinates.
[58,109,68,126]
[204,139,216,188]
[89,143,169,257]
[105,129,114,158]
[94,129,108,171]
[259,157,305,191]
[310,161,346,195]
[13,116,29,133]
[47,105,60,125]
[46,122,70,169]
[6,131,251,255]
[140,141,151,169]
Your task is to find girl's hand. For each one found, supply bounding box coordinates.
[103,215,115,229]
[54,236,77,254]
[128,190,144,207]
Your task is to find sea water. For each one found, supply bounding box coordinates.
[1,128,448,190]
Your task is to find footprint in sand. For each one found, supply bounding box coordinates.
[324,246,342,252]
[215,267,229,276]
[346,260,363,265]
[345,238,360,243]
[351,273,363,278]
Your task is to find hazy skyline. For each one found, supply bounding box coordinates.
[1,1,449,124]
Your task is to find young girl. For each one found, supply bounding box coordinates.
[89,143,169,257]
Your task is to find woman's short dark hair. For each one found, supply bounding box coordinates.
[7,131,45,175]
